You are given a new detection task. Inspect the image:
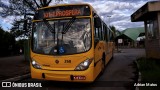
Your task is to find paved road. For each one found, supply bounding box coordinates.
[17,49,145,90]
[0,49,145,90]
[0,55,30,80]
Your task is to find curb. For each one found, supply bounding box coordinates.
[1,73,31,82]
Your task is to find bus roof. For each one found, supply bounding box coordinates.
[37,3,97,14]
[38,3,93,10]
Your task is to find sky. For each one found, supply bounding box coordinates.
[0,0,158,31]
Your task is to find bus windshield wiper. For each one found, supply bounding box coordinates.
[56,17,76,55]
[62,17,76,34]
[42,19,56,43]
[43,19,55,33]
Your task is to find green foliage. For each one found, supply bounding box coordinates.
[137,57,160,81]
[115,30,122,37]
[0,26,28,57]
[109,25,116,33]
[109,25,118,40]
[0,26,16,56]
[137,58,160,90]
[10,18,32,38]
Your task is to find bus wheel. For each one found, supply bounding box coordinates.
[111,49,114,59]
[101,55,105,74]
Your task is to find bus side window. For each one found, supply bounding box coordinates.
[94,16,101,47]
[104,24,107,41]
[105,27,108,42]
[98,27,102,40]
[102,23,105,40]
[108,28,110,42]
[95,18,102,40]
[109,30,114,41]
[100,23,103,40]
[95,28,99,38]
[110,33,114,41]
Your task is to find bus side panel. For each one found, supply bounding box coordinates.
[93,41,105,79]
[109,42,113,60]
[104,42,109,65]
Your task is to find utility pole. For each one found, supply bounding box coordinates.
[107,15,111,26]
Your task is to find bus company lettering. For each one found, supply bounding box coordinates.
[44,9,82,18]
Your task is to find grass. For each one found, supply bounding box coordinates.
[137,57,160,90]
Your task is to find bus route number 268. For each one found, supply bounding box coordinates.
[65,60,71,63]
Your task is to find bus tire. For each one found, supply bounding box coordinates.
[101,54,105,75]
[111,49,114,60]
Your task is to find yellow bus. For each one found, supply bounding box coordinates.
[31,3,114,82]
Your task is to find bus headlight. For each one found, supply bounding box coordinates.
[31,60,41,69]
[75,58,93,71]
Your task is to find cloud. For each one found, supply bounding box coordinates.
[0,7,3,12]
[80,0,153,30]
[1,0,10,6]
[0,0,157,31]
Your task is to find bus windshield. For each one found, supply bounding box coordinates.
[32,18,91,55]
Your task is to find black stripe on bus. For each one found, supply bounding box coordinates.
[94,58,102,67]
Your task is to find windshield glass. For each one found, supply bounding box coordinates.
[32,18,91,55]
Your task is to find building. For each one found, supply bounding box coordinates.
[115,27,145,48]
[131,1,160,59]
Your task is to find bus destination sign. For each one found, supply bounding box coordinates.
[36,5,91,19]
[43,9,81,18]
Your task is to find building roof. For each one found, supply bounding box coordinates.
[131,1,160,22]
[117,27,144,41]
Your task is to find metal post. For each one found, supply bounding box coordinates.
[107,16,111,25]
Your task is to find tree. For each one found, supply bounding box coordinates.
[0,0,52,17]
[109,25,116,34]
[109,25,117,39]
[0,26,16,57]
[10,18,32,38]
[1,0,34,17]
[0,0,53,38]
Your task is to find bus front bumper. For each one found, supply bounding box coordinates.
[31,66,94,82]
